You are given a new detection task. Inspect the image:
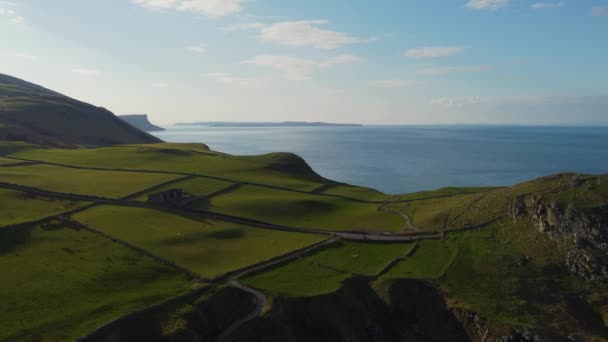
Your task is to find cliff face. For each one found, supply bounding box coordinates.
[119,114,165,132]
[511,194,608,283]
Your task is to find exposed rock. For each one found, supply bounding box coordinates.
[511,195,608,283]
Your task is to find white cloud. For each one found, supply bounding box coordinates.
[132,0,252,17]
[531,2,564,9]
[404,47,464,59]
[132,0,178,10]
[592,7,608,16]
[206,72,270,88]
[0,52,36,60]
[318,55,361,67]
[417,65,491,75]
[71,68,101,75]
[220,22,265,31]
[372,79,414,89]
[243,54,360,80]
[243,55,318,80]
[187,45,206,53]
[259,20,372,49]
[466,0,509,11]
[0,7,24,22]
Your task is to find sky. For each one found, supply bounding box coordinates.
[1,0,607,125]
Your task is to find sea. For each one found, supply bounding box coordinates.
[152,125,608,195]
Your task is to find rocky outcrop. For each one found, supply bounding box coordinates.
[119,114,165,132]
[228,278,470,342]
[511,195,608,283]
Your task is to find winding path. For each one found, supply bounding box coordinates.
[215,280,268,342]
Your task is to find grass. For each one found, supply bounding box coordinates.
[320,184,390,202]
[13,146,326,191]
[242,241,411,297]
[384,239,457,279]
[0,156,18,165]
[0,188,87,227]
[244,257,352,297]
[190,185,403,232]
[73,206,325,278]
[300,241,411,276]
[0,224,191,342]
[389,186,500,202]
[385,193,482,231]
[0,164,180,198]
[135,177,234,202]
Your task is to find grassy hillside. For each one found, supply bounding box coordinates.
[0,223,191,342]
[190,184,403,232]
[1,140,607,341]
[73,206,325,278]
[0,74,161,146]
[0,188,88,227]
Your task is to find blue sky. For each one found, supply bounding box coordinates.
[1,0,607,125]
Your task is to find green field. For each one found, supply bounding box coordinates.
[13,146,326,191]
[0,188,87,227]
[299,241,411,275]
[242,241,410,297]
[73,206,325,278]
[320,184,390,202]
[190,185,403,232]
[0,156,18,165]
[0,164,180,198]
[244,257,352,297]
[384,239,457,279]
[0,224,190,342]
[135,176,234,202]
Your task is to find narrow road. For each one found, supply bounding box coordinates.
[379,202,422,232]
[214,238,337,342]
[0,181,442,242]
[215,280,267,342]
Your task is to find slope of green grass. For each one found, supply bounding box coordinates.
[0,224,190,342]
[389,186,500,202]
[13,146,325,191]
[135,177,234,202]
[0,73,161,146]
[320,184,390,202]
[301,241,411,276]
[0,164,180,198]
[190,185,403,232]
[73,206,325,278]
[244,258,352,297]
[384,239,457,279]
[0,156,18,165]
[0,188,87,227]
[385,193,481,231]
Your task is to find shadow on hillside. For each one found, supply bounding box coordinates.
[0,224,35,255]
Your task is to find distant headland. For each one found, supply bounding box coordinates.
[174,121,363,127]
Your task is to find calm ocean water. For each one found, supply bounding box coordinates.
[153,125,608,194]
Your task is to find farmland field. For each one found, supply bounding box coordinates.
[320,184,390,202]
[0,156,18,165]
[190,185,403,232]
[0,224,190,342]
[12,146,326,191]
[134,177,234,202]
[0,164,180,198]
[73,205,325,278]
[0,188,87,227]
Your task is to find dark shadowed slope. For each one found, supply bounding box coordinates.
[0,73,162,146]
[119,114,165,132]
